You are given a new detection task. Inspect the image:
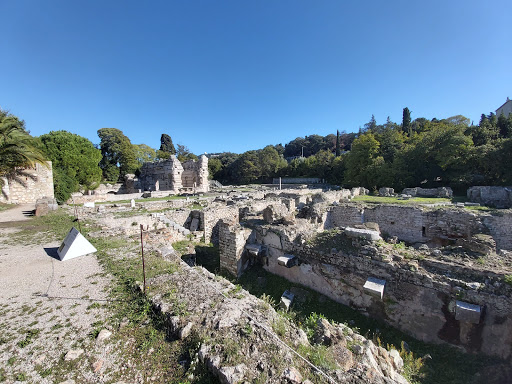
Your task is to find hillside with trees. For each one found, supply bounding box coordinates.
[2,107,512,202]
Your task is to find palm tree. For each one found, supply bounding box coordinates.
[0,109,48,185]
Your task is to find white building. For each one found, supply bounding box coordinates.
[496,97,512,118]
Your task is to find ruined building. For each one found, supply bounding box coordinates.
[124,155,209,194]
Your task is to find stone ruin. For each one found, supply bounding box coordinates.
[123,155,209,194]
[467,186,512,208]
[78,183,512,367]
[0,161,55,204]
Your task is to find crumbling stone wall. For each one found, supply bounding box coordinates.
[0,162,54,204]
[202,205,240,245]
[131,155,209,194]
[327,204,512,250]
[218,222,251,277]
[467,186,512,208]
[247,226,512,359]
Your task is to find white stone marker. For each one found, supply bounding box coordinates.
[130,199,135,208]
[277,254,298,268]
[57,227,97,261]
[455,301,481,324]
[363,277,386,299]
[84,202,95,208]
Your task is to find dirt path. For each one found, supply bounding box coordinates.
[0,208,115,383]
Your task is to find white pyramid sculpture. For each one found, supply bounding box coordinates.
[57,227,97,261]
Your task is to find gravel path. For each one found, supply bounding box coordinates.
[0,206,114,383]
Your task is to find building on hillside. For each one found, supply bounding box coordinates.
[496,97,512,118]
[0,161,54,204]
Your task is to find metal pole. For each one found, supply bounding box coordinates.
[140,224,146,294]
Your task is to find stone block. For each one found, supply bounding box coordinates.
[345,227,381,241]
[277,254,298,268]
[455,301,481,324]
[363,277,386,299]
[280,290,295,311]
[83,202,95,208]
[245,244,261,256]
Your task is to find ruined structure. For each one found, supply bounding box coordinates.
[79,184,512,364]
[0,162,54,204]
[213,188,512,359]
[467,185,512,208]
[123,155,209,194]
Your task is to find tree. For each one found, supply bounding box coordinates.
[160,134,176,154]
[0,109,47,184]
[134,144,156,167]
[344,133,382,188]
[364,115,377,133]
[335,130,341,157]
[402,107,411,135]
[176,144,198,163]
[259,145,287,180]
[208,157,222,179]
[38,131,102,202]
[97,128,138,181]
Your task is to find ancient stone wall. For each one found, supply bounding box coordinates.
[0,162,54,204]
[467,186,512,208]
[133,155,209,194]
[327,204,512,250]
[246,226,512,359]
[202,204,240,245]
[218,222,251,277]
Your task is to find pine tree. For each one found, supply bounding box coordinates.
[160,134,176,154]
[335,130,341,157]
[402,107,411,135]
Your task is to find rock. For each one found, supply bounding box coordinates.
[218,363,246,384]
[179,322,194,339]
[351,344,364,355]
[64,349,84,361]
[279,290,295,311]
[96,329,112,343]
[333,345,354,371]
[282,367,303,383]
[313,318,332,346]
[379,187,395,197]
[59,380,76,384]
[295,329,309,347]
[388,348,404,371]
[344,227,381,241]
[92,359,104,373]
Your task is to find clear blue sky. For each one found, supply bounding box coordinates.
[1,0,511,154]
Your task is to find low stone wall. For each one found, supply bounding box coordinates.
[467,186,512,208]
[272,177,321,184]
[327,204,512,250]
[202,204,240,245]
[402,187,453,198]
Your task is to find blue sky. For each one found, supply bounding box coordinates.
[1,0,511,154]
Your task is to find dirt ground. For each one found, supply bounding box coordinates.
[0,205,115,383]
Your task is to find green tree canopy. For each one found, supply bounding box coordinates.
[159,133,176,154]
[97,128,138,181]
[38,131,102,202]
